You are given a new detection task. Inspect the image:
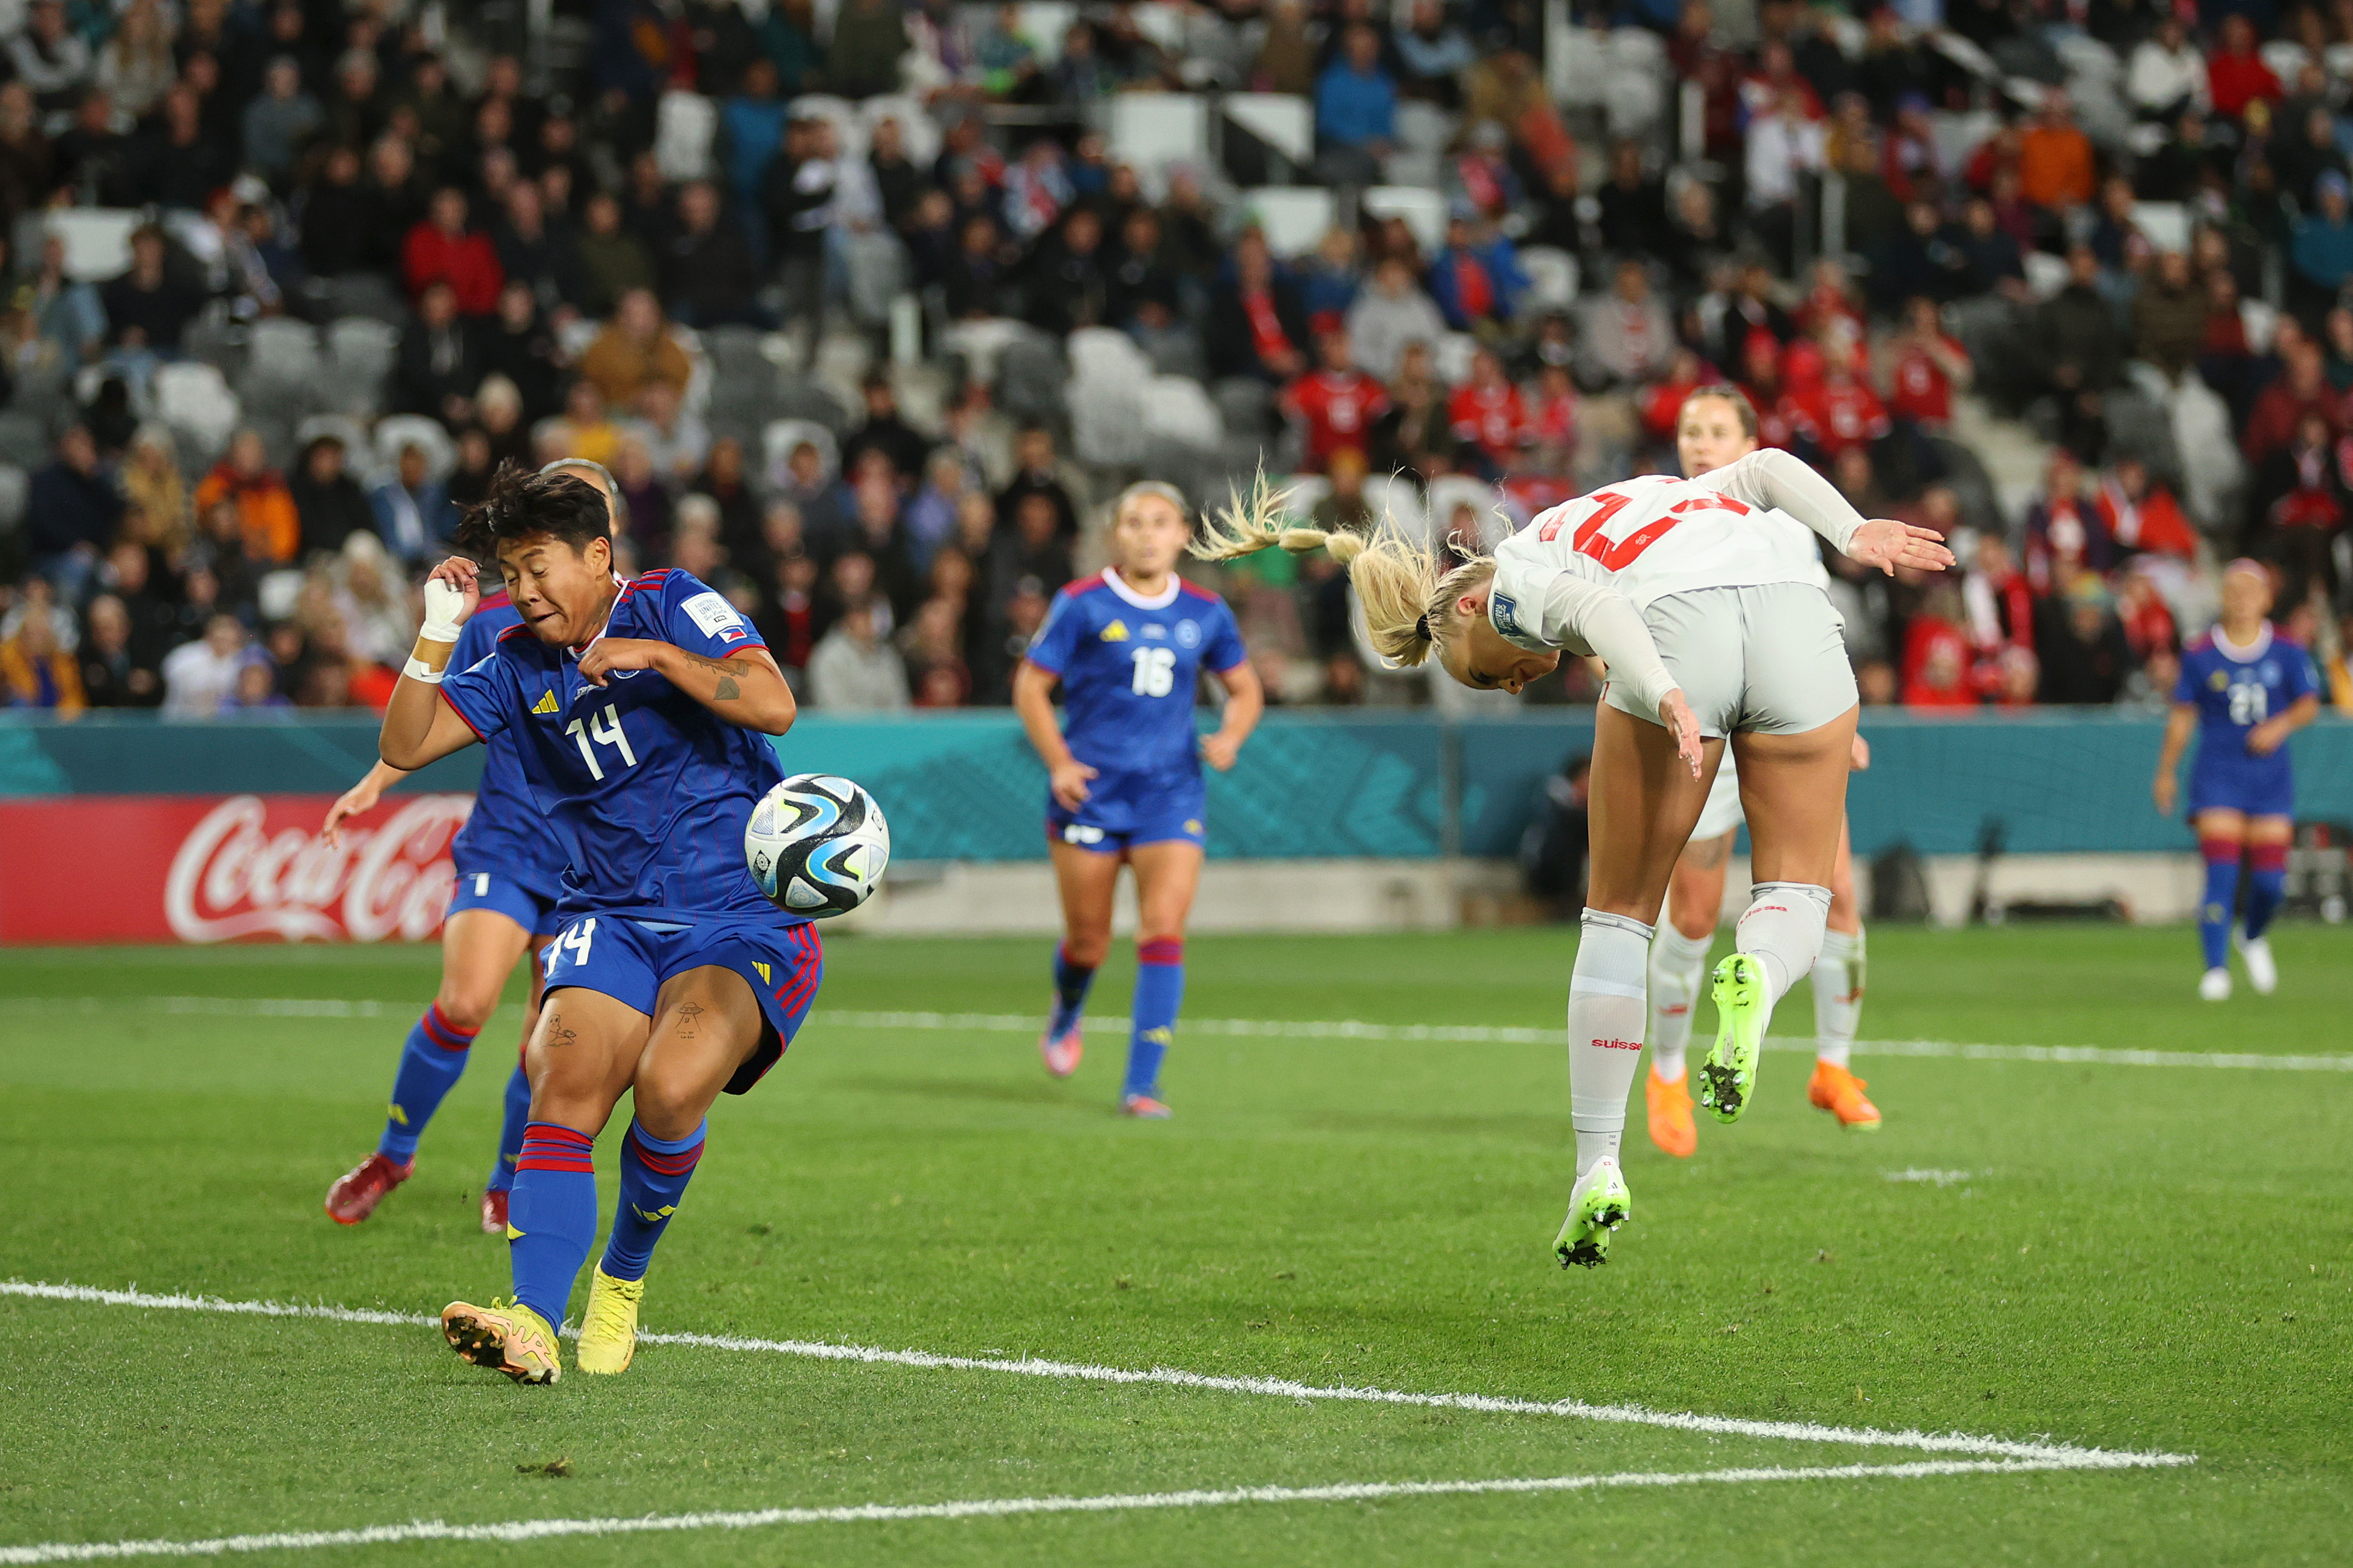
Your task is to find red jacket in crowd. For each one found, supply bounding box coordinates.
[1449,381,1531,465]
[1809,374,1892,459]
[1887,333,1968,425]
[401,220,505,313]
[1283,368,1390,472]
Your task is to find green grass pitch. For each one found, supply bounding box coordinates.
[2,925,2349,1564]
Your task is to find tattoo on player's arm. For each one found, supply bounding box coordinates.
[674,1001,705,1038]
[680,651,742,700]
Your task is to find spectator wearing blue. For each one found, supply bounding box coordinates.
[1314,23,1396,189]
[369,443,455,568]
[2290,171,2353,317]
[1428,210,1527,333]
[719,58,790,255]
[25,424,123,603]
[240,57,320,185]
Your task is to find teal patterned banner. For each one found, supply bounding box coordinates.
[4,710,2348,860]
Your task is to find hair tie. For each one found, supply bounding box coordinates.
[1414,613,1431,642]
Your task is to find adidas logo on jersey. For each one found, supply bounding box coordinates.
[752,961,772,985]
[531,690,559,714]
[1100,619,1129,641]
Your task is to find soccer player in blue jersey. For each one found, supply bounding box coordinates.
[1012,481,1262,1117]
[2154,559,2321,1000]
[321,460,622,1236]
[379,463,817,1384]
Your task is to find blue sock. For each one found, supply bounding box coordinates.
[508,1123,598,1327]
[1125,938,1184,1099]
[601,1120,707,1282]
[2245,843,2288,940]
[486,1062,531,1194]
[1050,943,1097,1035]
[2199,843,2240,971]
[378,1004,478,1162]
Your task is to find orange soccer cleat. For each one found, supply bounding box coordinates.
[1645,1068,1697,1158]
[324,1152,413,1225]
[1806,1060,1881,1132]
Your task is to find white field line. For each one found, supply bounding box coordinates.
[0,1457,2155,1564]
[0,995,2345,1073]
[0,1281,2191,1471]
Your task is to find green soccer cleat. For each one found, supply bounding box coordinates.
[1697,952,1767,1123]
[1553,1155,1631,1269]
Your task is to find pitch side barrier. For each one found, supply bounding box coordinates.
[1,711,2346,940]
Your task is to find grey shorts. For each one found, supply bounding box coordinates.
[1603,582,1858,740]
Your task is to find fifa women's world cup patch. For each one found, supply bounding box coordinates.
[680,591,749,644]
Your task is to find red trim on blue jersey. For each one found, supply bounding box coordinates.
[496,624,530,643]
[479,589,513,610]
[441,688,487,741]
[1057,573,1106,600]
[1176,579,1220,602]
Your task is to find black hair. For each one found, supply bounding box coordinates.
[453,460,611,560]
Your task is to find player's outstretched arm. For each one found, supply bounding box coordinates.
[322,760,411,847]
[1200,660,1264,771]
[382,560,484,770]
[578,639,798,733]
[1704,448,1955,576]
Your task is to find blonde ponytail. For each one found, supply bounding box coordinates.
[1189,470,1494,669]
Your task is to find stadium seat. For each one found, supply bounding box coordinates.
[1241,186,1334,259]
[654,90,717,181]
[1068,326,1151,387]
[1432,332,1479,386]
[243,319,321,389]
[1275,472,1329,520]
[1140,374,1222,449]
[1517,246,1579,314]
[372,415,455,482]
[859,94,940,165]
[788,94,864,160]
[152,362,240,459]
[1362,186,1447,258]
[1015,1,1078,64]
[1225,94,1314,167]
[0,413,44,470]
[43,208,138,283]
[2131,202,2190,255]
[296,413,374,470]
[1211,375,1273,436]
[0,463,25,530]
[327,317,398,384]
[1110,93,1210,174]
[1364,473,1428,542]
[1426,475,1505,551]
[995,331,1068,423]
[257,567,305,622]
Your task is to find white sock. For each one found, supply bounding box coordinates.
[1811,926,1864,1069]
[1569,908,1654,1179]
[1734,882,1833,1033]
[1645,922,1712,1081]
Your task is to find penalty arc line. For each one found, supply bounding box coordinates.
[0,1459,2166,1564]
[0,997,2342,1073]
[0,1281,2192,1471]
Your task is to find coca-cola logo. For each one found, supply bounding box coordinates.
[165,794,474,944]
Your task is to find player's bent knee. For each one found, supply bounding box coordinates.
[629,1070,719,1142]
[431,987,502,1035]
[1062,931,1112,968]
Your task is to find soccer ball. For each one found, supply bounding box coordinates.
[745,774,890,917]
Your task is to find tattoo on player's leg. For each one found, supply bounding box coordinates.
[544,1011,576,1050]
[674,1001,705,1038]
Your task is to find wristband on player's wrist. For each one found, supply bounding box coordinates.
[404,634,457,685]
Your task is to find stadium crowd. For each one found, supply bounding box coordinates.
[2,0,2353,719]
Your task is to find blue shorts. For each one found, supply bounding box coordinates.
[446,868,562,941]
[541,911,824,1095]
[1045,770,1207,854]
[2187,760,2295,821]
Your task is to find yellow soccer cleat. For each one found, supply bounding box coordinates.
[441,1298,562,1385]
[1807,1060,1882,1132]
[575,1267,645,1375]
[1645,1068,1697,1158]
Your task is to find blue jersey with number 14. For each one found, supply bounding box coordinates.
[440,568,796,924]
[1024,568,1246,780]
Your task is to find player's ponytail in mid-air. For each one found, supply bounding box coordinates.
[453,460,615,559]
[1191,472,1494,669]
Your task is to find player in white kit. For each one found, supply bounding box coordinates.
[1643,389,1881,1162]
[1195,454,1951,1267]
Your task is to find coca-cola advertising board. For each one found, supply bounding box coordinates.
[0,794,474,944]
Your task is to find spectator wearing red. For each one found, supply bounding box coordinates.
[1738,331,1807,451]
[2207,16,2281,122]
[401,186,503,313]
[2242,335,2340,466]
[1530,362,1578,474]
[2094,457,2198,562]
[1738,40,1824,126]
[2023,448,2108,592]
[1792,258,1866,372]
[2113,567,2178,666]
[2017,90,2095,213]
[1884,296,1971,428]
[1640,346,1709,446]
[1282,330,1391,473]
[1447,346,1530,471]
[1809,353,1891,461]
[2247,410,2348,601]
[1962,532,2035,664]
[1901,585,1979,708]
